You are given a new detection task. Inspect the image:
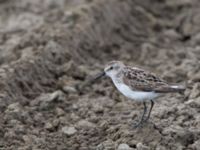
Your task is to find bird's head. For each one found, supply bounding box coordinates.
[104,61,125,77]
[91,61,125,81]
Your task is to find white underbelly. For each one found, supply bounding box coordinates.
[113,82,160,101]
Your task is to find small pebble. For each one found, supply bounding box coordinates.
[61,126,77,136]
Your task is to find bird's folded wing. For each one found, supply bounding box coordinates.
[123,67,169,92]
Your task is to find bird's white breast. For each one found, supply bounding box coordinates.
[113,81,159,101]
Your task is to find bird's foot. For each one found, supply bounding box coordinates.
[132,117,153,128]
[142,116,150,123]
[132,119,146,128]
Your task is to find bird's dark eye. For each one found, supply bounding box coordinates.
[110,66,113,70]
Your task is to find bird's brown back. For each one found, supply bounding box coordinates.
[122,66,184,93]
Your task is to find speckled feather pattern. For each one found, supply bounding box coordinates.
[121,66,183,93]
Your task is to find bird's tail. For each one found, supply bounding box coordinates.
[155,85,186,94]
[169,85,186,94]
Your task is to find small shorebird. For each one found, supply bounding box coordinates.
[93,61,185,127]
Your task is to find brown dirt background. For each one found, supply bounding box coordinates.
[0,0,200,149]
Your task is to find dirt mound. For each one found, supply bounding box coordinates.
[0,0,200,149]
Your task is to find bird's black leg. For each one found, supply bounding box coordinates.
[134,102,147,128]
[145,100,154,122]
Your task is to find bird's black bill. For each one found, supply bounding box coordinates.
[77,71,105,91]
[92,71,105,81]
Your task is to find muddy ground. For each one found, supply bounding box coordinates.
[0,0,200,149]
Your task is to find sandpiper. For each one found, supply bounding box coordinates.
[93,61,185,127]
